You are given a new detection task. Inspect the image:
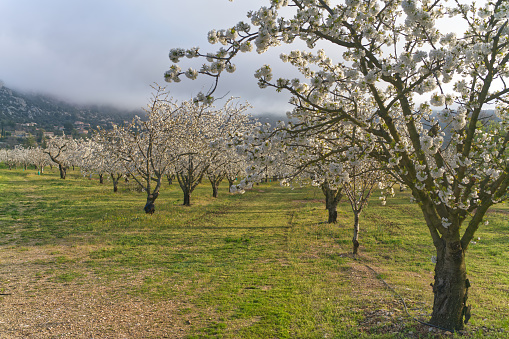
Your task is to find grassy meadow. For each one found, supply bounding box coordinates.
[0,166,508,338]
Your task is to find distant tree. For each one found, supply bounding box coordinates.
[63,122,74,136]
[99,86,183,213]
[22,136,36,148]
[172,99,252,205]
[77,138,127,192]
[28,147,50,174]
[36,129,45,143]
[44,136,76,179]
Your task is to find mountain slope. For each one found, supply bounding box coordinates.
[0,82,141,130]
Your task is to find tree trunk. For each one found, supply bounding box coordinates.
[209,175,223,198]
[99,174,104,184]
[327,199,338,223]
[352,211,360,255]
[321,183,341,224]
[58,164,67,179]
[183,191,191,206]
[430,239,470,330]
[111,174,119,192]
[144,192,159,214]
[328,208,337,224]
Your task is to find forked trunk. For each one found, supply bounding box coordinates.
[321,183,341,224]
[144,193,159,214]
[111,174,119,192]
[352,211,360,255]
[208,174,223,198]
[58,164,67,179]
[430,239,470,331]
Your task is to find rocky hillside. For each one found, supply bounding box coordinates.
[0,82,141,131]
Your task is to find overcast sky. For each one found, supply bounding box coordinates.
[0,0,294,115]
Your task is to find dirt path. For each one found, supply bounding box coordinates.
[0,247,186,338]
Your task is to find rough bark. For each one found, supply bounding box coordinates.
[144,192,159,214]
[352,211,360,255]
[183,191,191,206]
[430,239,470,330]
[99,174,104,184]
[321,182,342,223]
[58,164,67,179]
[327,206,338,224]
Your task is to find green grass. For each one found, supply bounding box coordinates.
[0,166,508,338]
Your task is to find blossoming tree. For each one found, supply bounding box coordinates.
[99,86,184,213]
[164,0,508,330]
[77,139,128,192]
[207,99,256,197]
[28,147,51,174]
[173,99,252,205]
[44,135,77,179]
[0,149,16,169]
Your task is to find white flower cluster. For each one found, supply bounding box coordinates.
[164,64,181,83]
[254,65,273,88]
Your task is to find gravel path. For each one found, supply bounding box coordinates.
[0,247,186,338]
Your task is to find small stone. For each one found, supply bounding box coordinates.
[444,331,453,336]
